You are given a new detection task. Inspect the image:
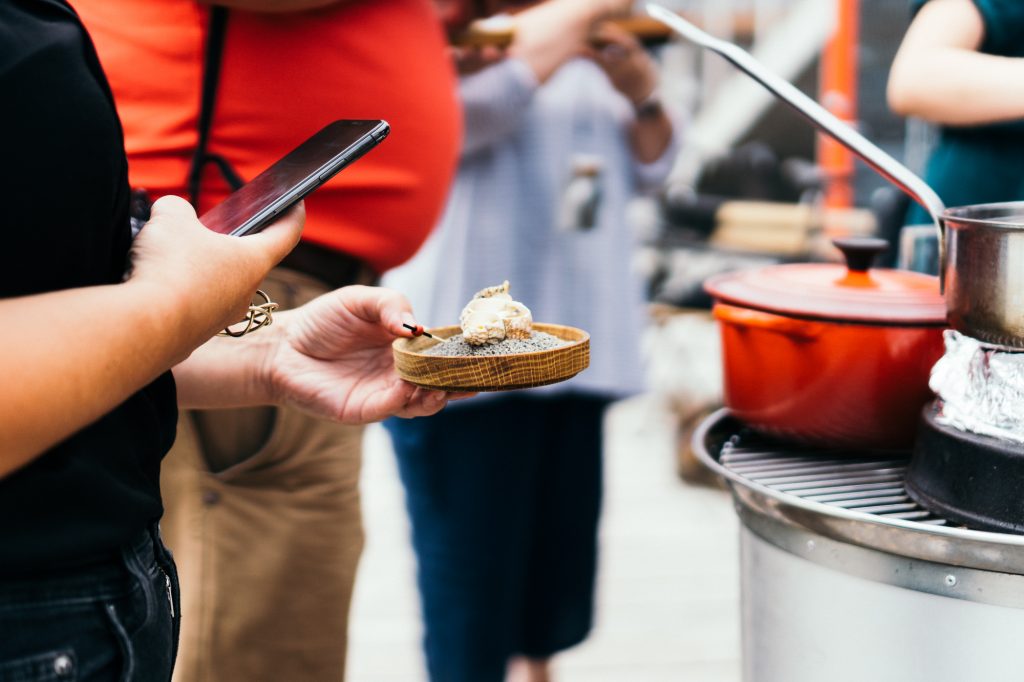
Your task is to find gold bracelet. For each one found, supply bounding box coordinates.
[217,289,279,338]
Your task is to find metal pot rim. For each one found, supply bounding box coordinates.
[943,201,1024,230]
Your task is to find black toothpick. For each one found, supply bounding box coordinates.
[403,323,435,339]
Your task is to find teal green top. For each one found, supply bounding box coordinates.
[906,0,1024,223]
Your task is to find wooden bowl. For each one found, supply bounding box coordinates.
[392,323,590,392]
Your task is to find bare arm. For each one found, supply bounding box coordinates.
[173,286,461,422]
[0,197,302,479]
[589,23,674,164]
[1,282,189,479]
[888,0,1024,126]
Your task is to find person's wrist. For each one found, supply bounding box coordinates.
[252,314,288,406]
[632,88,664,119]
[115,278,198,367]
[125,277,219,355]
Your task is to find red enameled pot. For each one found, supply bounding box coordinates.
[704,238,948,449]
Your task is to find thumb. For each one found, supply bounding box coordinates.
[148,195,198,225]
[339,285,418,337]
[237,201,305,265]
[377,289,419,338]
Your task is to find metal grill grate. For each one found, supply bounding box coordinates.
[719,436,950,526]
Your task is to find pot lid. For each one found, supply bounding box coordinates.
[704,238,947,325]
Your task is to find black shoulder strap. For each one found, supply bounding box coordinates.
[187,6,244,208]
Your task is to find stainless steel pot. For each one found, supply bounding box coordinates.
[648,4,1024,349]
[943,203,1024,347]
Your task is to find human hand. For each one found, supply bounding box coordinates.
[263,285,472,423]
[127,195,303,350]
[586,22,658,106]
[509,0,633,83]
[451,44,508,75]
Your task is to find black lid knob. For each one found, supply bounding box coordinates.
[833,237,889,273]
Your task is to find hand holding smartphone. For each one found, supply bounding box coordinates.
[199,119,390,237]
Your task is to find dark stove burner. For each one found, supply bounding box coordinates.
[906,403,1024,535]
[707,418,948,524]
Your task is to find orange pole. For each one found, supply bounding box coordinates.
[819,0,859,216]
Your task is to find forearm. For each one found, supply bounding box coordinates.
[176,286,455,425]
[887,0,1024,126]
[0,282,193,477]
[172,329,275,409]
[889,51,1024,126]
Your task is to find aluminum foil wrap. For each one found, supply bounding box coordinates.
[930,330,1024,444]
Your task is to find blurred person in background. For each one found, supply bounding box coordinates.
[384,1,678,680]
[888,0,1024,225]
[0,1,456,678]
[75,1,461,679]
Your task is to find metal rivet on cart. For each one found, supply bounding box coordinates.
[53,654,73,677]
[945,574,958,587]
[806,540,815,551]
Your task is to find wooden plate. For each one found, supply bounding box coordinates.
[392,323,590,392]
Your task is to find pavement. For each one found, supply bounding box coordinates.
[347,393,742,681]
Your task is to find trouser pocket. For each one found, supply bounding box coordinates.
[0,532,175,682]
[0,649,77,682]
[101,605,134,682]
[96,571,175,682]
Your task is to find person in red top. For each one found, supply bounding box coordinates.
[76,1,461,679]
[79,0,459,272]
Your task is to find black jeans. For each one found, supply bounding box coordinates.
[0,526,180,681]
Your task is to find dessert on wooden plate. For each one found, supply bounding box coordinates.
[392,281,590,392]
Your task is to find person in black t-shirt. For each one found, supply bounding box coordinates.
[0,2,457,680]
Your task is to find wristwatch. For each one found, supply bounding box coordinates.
[633,90,664,120]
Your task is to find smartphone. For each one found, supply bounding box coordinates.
[200,119,390,237]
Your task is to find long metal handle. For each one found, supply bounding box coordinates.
[646,3,947,283]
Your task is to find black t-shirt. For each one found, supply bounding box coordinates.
[0,0,177,575]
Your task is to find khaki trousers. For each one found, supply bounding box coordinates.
[161,268,364,682]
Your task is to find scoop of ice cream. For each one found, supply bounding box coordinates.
[462,310,506,345]
[459,296,510,328]
[459,281,533,344]
[503,301,533,340]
